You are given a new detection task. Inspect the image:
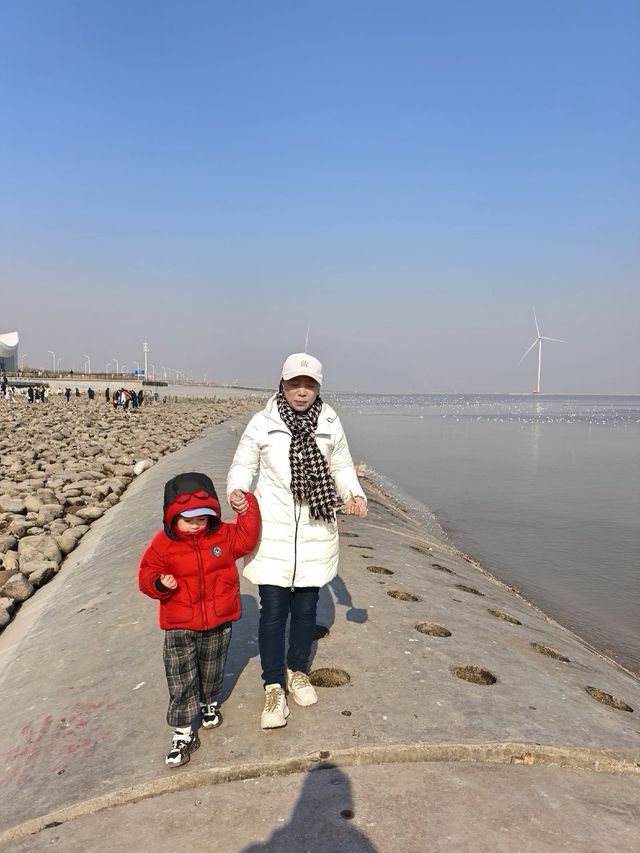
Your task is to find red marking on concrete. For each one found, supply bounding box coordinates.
[0,700,118,788]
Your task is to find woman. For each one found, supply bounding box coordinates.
[227,352,366,728]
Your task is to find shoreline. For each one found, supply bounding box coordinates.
[361,469,640,682]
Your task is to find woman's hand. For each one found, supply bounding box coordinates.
[229,489,249,515]
[160,574,177,589]
[342,495,367,517]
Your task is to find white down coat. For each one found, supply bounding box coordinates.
[226,395,366,588]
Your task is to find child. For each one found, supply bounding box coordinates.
[138,471,260,767]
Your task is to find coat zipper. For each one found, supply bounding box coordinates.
[192,538,207,626]
[291,498,302,591]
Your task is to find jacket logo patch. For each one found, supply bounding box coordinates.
[211,545,222,557]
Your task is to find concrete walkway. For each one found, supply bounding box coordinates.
[0,416,638,852]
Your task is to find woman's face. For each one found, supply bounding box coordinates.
[282,375,320,412]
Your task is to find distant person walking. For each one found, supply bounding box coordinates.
[227,353,367,729]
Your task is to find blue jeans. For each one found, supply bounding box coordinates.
[258,585,320,688]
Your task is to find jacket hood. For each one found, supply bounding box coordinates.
[163,472,221,539]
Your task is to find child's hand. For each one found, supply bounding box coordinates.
[160,574,177,589]
[229,489,248,515]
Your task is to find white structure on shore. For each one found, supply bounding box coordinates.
[519,310,565,394]
[0,331,19,373]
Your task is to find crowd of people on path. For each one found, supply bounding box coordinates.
[0,378,160,406]
[1,376,49,402]
[110,387,145,409]
[138,351,368,768]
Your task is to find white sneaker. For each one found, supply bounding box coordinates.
[261,684,290,729]
[286,669,318,707]
[165,729,200,767]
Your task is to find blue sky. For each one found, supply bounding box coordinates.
[1,1,638,392]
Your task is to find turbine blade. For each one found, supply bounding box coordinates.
[533,307,540,337]
[519,339,538,363]
[541,337,566,343]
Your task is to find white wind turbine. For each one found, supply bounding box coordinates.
[519,309,566,394]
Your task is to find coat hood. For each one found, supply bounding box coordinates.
[163,472,221,539]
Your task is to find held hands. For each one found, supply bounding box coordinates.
[342,495,367,517]
[229,489,249,515]
[160,574,177,589]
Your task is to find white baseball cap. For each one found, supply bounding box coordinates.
[281,353,323,385]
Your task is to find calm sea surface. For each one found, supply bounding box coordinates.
[327,394,640,674]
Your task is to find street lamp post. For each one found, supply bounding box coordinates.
[20,353,29,371]
[133,361,140,376]
[150,363,155,379]
[161,366,167,381]
[83,354,91,374]
[48,350,56,372]
[143,341,149,378]
[56,357,62,371]
[112,358,119,375]
[105,362,111,375]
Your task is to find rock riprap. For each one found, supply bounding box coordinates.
[0,395,258,628]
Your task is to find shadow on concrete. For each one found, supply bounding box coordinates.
[240,763,378,852]
[221,593,260,701]
[316,575,368,633]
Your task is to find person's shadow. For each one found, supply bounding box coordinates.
[316,574,368,637]
[220,592,260,701]
[240,763,378,852]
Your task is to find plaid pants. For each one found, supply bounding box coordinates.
[163,623,232,727]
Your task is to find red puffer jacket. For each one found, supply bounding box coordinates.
[138,489,260,631]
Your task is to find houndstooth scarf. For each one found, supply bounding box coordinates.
[276,390,339,522]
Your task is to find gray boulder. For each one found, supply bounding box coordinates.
[22,562,57,586]
[2,551,20,571]
[0,596,16,614]
[75,506,105,522]
[0,497,27,514]
[54,530,79,555]
[134,459,153,475]
[0,533,18,552]
[8,518,32,538]
[0,569,20,589]
[24,495,44,513]
[2,573,34,602]
[18,534,63,564]
[36,504,65,526]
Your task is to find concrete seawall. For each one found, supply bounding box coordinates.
[0,416,638,851]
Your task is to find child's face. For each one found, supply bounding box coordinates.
[175,514,209,534]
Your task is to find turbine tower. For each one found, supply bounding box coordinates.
[519,309,566,393]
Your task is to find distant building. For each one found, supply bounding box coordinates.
[0,331,19,373]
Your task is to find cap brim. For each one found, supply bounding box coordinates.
[179,508,217,518]
[281,371,322,383]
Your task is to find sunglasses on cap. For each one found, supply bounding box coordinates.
[175,490,210,504]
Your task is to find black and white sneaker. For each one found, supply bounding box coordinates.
[165,730,200,768]
[200,701,223,729]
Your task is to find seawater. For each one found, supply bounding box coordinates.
[327,394,640,675]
